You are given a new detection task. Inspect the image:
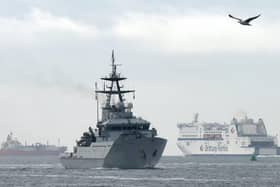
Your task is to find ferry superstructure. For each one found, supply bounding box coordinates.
[177,114,278,156]
[60,51,167,169]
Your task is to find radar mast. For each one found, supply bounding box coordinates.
[95,50,135,122]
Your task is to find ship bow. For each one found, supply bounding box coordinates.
[103,134,167,169]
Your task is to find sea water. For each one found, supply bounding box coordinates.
[0,155,279,186]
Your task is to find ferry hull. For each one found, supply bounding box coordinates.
[177,140,255,156]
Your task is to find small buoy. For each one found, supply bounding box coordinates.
[250,154,257,161]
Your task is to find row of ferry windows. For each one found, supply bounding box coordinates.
[185,141,245,145]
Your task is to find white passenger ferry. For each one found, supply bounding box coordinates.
[177,114,279,156]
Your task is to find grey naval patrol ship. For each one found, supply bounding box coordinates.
[60,51,167,169]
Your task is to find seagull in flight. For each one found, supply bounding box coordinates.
[228,14,261,26]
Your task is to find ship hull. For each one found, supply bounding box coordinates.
[60,135,167,169]
[60,157,104,169]
[0,148,67,156]
[177,139,255,156]
[104,135,167,169]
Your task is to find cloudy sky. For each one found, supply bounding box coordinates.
[1,0,280,155]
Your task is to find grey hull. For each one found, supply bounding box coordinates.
[60,135,167,169]
[60,157,103,169]
[103,134,167,169]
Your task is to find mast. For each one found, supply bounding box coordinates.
[95,82,99,122]
[95,50,135,108]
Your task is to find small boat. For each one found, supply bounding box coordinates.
[250,154,257,161]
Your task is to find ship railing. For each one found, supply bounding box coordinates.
[250,136,275,142]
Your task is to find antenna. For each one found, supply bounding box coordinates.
[95,82,99,122]
[111,49,121,75]
[112,49,116,74]
[112,49,115,65]
[194,113,199,123]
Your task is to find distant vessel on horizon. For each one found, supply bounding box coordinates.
[177,114,280,156]
[0,132,67,156]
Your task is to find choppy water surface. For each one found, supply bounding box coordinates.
[0,156,279,186]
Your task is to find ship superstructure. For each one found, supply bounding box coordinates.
[0,133,67,156]
[60,51,167,169]
[177,114,278,156]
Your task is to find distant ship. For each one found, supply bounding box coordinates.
[177,114,280,156]
[0,133,67,156]
[60,51,167,169]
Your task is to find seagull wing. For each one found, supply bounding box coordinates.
[244,14,261,23]
[228,14,242,21]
